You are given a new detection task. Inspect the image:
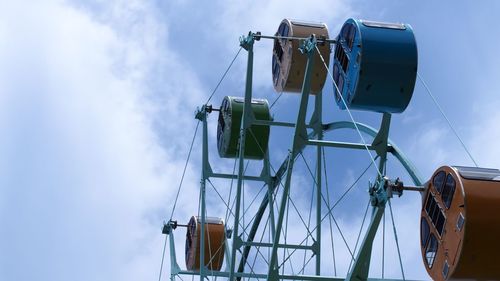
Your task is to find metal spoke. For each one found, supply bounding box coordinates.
[297,151,317,275]
[389,199,406,280]
[382,211,385,278]
[347,200,371,273]
[322,148,337,276]
[272,188,297,275]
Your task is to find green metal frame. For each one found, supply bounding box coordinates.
[165,32,425,281]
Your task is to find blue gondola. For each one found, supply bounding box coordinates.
[333,19,418,113]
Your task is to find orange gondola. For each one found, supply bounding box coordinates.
[272,19,330,94]
[185,216,225,271]
[420,166,500,280]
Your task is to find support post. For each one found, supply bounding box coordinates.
[267,36,318,281]
[346,113,392,281]
[228,32,256,281]
[199,107,210,281]
[346,203,386,281]
[310,89,323,275]
[168,227,181,280]
[315,91,323,275]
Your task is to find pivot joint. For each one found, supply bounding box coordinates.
[369,177,404,207]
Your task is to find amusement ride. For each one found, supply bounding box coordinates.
[159,18,500,281]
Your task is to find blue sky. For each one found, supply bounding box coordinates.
[1,1,500,280]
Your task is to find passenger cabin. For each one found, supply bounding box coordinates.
[420,166,500,280]
[185,216,225,271]
[217,96,271,159]
[272,19,330,94]
[333,19,417,113]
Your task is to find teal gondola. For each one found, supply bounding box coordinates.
[333,19,418,113]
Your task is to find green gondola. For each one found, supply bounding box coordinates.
[217,96,271,159]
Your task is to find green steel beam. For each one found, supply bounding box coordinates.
[199,107,210,281]
[253,119,316,129]
[307,139,378,150]
[239,241,314,250]
[176,269,422,281]
[210,172,265,182]
[168,229,181,280]
[310,90,323,275]
[228,32,256,281]
[267,36,318,281]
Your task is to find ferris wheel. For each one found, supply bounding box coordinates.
[160,18,500,281]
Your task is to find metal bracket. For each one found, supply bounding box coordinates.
[369,177,404,207]
[162,221,173,235]
[195,106,206,121]
[240,31,256,50]
[299,35,318,54]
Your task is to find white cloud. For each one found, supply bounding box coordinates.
[0,1,203,280]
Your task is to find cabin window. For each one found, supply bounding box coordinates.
[282,24,289,44]
[333,64,341,101]
[435,210,445,236]
[185,218,197,261]
[347,24,356,50]
[425,193,446,237]
[334,44,349,73]
[272,54,279,84]
[442,174,456,209]
[442,261,449,279]
[217,110,225,144]
[277,22,285,37]
[456,213,465,231]
[425,193,432,212]
[217,99,228,148]
[340,23,356,50]
[426,234,438,268]
[273,66,280,86]
[429,198,439,224]
[433,171,446,194]
[421,218,430,247]
[272,57,277,78]
[274,39,284,62]
[340,24,349,41]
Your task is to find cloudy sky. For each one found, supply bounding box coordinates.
[2,1,500,281]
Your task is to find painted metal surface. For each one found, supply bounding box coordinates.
[420,166,500,280]
[217,96,271,159]
[333,19,418,113]
[272,19,330,94]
